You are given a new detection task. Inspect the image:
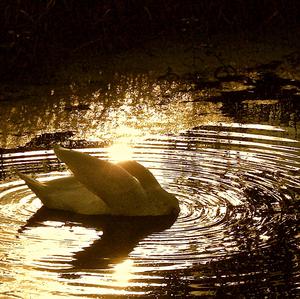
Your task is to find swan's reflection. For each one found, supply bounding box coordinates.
[19,207,177,272]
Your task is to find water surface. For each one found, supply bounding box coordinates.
[0,74,299,298]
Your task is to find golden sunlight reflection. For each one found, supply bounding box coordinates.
[115,125,140,137]
[0,74,233,148]
[108,140,134,162]
[112,259,134,287]
[0,224,106,297]
[13,225,101,265]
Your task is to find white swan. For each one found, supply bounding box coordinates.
[17,146,179,216]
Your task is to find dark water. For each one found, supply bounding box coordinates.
[0,73,299,298]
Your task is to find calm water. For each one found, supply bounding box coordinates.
[0,74,299,298]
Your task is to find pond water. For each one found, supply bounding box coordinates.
[0,73,299,298]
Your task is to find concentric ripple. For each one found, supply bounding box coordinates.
[0,123,299,298]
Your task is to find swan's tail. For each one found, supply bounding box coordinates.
[16,171,46,199]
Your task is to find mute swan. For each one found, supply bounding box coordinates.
[17,146,179,216]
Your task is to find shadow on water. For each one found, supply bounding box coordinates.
[19,207,177,272]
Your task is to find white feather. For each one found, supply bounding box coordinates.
[17,146,179,216]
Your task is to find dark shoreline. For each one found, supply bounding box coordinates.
[1,1,299,83]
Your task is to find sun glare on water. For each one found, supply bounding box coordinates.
[112,259,134,287]
[108,142,134,162]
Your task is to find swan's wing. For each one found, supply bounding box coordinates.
[116,160,161,190]
[54,146,148,215]
[44,176,109,214]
